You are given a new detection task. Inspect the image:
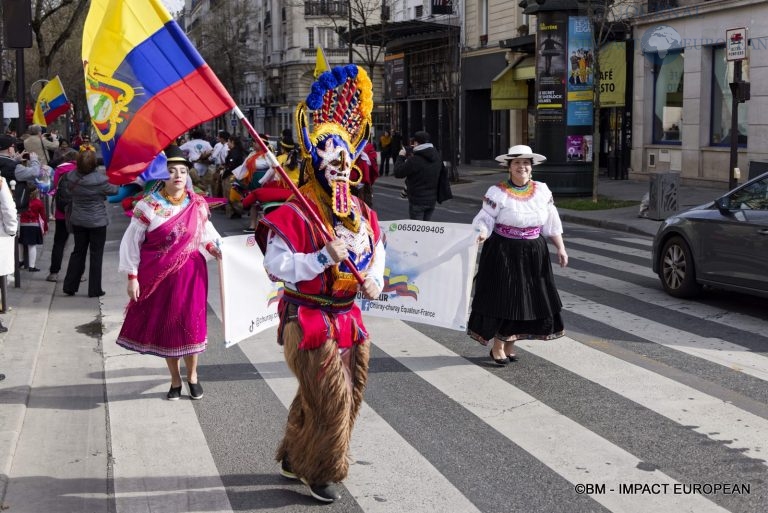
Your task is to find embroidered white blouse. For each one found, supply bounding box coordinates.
[264,229,385,290]
[472,181,563,239]
[118,192,222,275]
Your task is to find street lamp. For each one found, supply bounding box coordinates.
[29,79,49,124]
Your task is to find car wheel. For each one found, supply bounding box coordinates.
[659,236,699,298]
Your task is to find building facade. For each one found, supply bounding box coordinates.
[462,0,530,165]
[631,0,767,186]
[182,0,386,138]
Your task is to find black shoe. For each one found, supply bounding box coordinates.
[0,373,5,381]
[280,459,298,480]
[18,262,26,270]
[28,267,40,272]
[0,324,7,333]
[490,350,508,366]
[243,227,256,234]
[187,381,203,400]
[507,354,518,362]
[63,290,75,296]
[167,385,182,400]
[302,480,341,503]
[88,291,106,297]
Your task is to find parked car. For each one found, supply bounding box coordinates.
[652,171,768,298]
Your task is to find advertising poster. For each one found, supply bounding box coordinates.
[598,42,626,107]
[536,12,567,123]
[567,16,594,92]
[567,101,593,126]
[566,135,593,162]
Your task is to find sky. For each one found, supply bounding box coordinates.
[162,0,184,13]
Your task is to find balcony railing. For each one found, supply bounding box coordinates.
[305,1,349,16]
[302,48,349,57]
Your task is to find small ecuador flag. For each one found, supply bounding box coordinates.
[82,0,236,185]
[32,76,70,127]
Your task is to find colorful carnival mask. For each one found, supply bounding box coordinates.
[296,62,372,221]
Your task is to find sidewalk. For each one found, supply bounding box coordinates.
[375,164,729,236]
[0,170,730,510]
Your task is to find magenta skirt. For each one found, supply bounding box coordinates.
[116,252,208,358]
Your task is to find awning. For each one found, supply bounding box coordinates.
[491,57,534,110]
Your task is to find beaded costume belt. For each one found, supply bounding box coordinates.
[493,224,541,240]
[282,288,355,313]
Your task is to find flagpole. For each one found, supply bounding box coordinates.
[232,106,365,285]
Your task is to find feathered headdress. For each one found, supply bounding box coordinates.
[295,50,373,221]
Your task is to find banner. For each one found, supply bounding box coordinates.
[220,222,479,347]
[220,234,281,348]
[598,42,626,107]
[356,221,477,330]
[32,76,70,127]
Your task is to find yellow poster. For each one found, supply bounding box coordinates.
[598,42,626,107]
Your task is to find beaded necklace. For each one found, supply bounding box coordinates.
[499,179,536,200]
[161,188,187,206]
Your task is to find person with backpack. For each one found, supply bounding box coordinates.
[45,152,78,282]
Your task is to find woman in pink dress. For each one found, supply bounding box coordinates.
[116,145,222,401]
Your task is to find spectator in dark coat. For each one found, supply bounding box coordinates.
[393,131,442,221]
[60,150,119,297]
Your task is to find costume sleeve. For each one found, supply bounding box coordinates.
[263,232,334,283]
[541,199,564,237]
[472,187,502,238]
[118,217,148,275]
[118,201,152,274]
[199,218,223,261]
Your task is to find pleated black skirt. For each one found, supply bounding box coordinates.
[467,233,564,344]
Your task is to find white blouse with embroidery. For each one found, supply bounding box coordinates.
[118,192,222,275]
[264,228,385,291]
[472,181,563,239]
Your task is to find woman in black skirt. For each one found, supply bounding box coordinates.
[467,145,568,366]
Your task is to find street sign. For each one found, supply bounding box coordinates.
[726,27,747,61]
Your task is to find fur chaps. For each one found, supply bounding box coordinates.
[275,316,370,485]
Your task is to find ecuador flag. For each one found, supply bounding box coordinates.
[83,0,235,184]
[32,76,70,127]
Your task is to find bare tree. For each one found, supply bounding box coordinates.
[30,0,89,79]
[580,0,633,202]
[197,0,258,99]
[300,0,388,77]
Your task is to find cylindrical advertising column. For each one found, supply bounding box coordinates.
[534,11,594,194]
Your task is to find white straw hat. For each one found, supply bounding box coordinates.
[495,144,547,165]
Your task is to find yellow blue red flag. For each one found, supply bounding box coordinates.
[82,0,236,184]
[32,76,70,127]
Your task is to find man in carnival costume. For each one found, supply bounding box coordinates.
[257,63,385,503]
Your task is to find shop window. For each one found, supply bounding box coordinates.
[652,51,683,144]
[711,46,748,147]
